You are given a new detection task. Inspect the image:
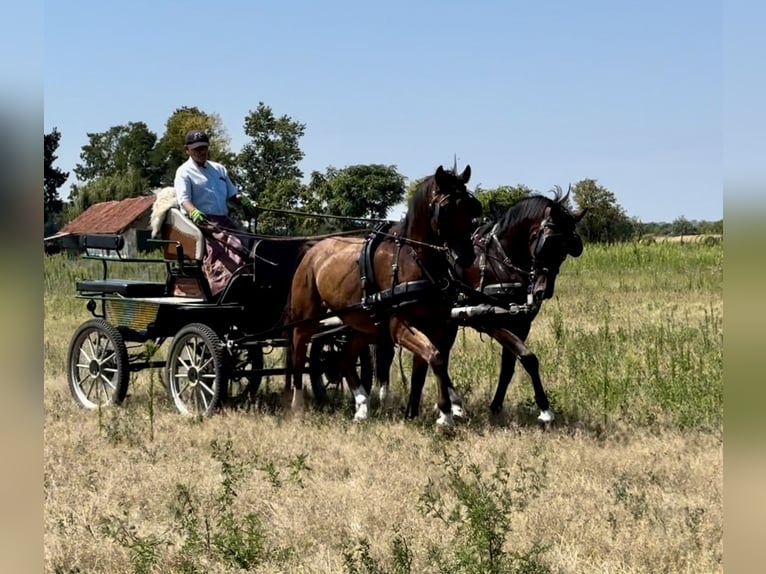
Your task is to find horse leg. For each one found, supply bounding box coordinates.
[490,346,517,414]
[404,324,461,419]
[405,355,429,419]
[374,334,395,410]
[440,324,464,420]
[290,325,313,415]
[486,326,553,423]
[340,334,373,421]
[392,320,454,429]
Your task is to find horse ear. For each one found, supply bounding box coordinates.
[573,208,587,223]
[434,165,447,187]
[458,164,471,183]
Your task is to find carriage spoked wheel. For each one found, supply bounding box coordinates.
[226,345,264,408]
[165,323,225,416]
[309,337,373,407]
[67,318,130,409]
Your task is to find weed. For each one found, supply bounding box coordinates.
[100,512,167,574]
[419,449,551,574]
[288,452,311,487]
[343,532,413,574]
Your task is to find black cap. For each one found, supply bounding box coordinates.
[184,130,209,149]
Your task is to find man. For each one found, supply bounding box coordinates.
[174,130,257,297]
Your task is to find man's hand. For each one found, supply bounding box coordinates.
[240,195,258,217]
[189,208,208,226]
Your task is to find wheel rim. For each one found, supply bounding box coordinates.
[169,333,219,414]
[70,328,122,408]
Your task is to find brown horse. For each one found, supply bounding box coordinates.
[376,188,586,422]
[287,165,482,428]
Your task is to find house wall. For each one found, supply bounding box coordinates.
[119,212,153,257]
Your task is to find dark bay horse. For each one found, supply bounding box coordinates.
[376,188,586,422]
[287,165,482,429]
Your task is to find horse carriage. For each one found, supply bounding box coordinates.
[66,165,585,429]
[66,201,374,416]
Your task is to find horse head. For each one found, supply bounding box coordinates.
[527,190,586,301]
[484,187,586,304]
[427,164,482,268]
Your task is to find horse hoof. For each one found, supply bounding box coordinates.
[538,410,554,423]
[354,404,369,421]
[436,411,455,429]
[451,404,466,421]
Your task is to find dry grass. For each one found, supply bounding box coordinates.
[44,375,722,574]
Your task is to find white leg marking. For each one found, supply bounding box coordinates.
[451,403,465,421]
[292,388,305,414]
[378,384,388,408]
[436,410,455,428]
[353,386,369,421]
[538,409,554,423]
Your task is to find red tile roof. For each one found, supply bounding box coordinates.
[58,195,156,235]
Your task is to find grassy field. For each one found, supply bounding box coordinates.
[44,240,722,574]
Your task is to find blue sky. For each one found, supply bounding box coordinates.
[43,0,727,222]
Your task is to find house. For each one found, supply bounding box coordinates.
[44,195,157,257]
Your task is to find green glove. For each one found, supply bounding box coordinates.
[189,208,208,225]
[240,195,258,216]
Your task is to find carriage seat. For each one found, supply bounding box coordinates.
[160,208,206,262]
[160,208,212,299]
[76,279,167,298]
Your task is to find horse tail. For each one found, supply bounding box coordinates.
[282,241,321,392]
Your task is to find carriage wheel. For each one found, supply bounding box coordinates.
[309,338,373,406]
[227,346,264,407]
[67,319,130,409]
[165,323,225,416]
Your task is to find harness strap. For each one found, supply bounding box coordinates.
[358,222,393,312]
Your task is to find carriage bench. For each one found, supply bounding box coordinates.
[75,279,167,298]
[74,233,168,298]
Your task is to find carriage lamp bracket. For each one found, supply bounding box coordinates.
[86,298,97,314]
[84,297,106,320]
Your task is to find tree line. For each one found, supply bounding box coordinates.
[44,103,722,241]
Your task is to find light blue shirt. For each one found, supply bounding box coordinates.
[174,158,239,216]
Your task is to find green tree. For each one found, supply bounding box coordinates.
[698,219,723,235]
[67,121,161,218]
[154,106,234,185]
[73,121,159,185]
[44,127,69,234]
[66,168,150,220]
[305,164,405,222]
[571,178,634,243]
[237,102,305,200]
[474,184,533,221]
[252,178,310,235]
[671,215,699,237]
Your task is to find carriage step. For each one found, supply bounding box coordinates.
[76,279,167,298]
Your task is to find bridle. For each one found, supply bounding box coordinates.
[475,210,576,296]
[428,186,476,238]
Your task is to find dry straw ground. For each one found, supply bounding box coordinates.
[44,240,722,574]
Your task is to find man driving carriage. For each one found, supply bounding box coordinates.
[174,130,258,296]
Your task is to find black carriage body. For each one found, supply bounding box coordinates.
[74,232,310,343]
[67,228,373,415]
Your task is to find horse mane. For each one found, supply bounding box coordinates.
[494,187,572,234]
[401,174,436,237]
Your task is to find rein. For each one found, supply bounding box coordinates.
[371,228,450,253]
